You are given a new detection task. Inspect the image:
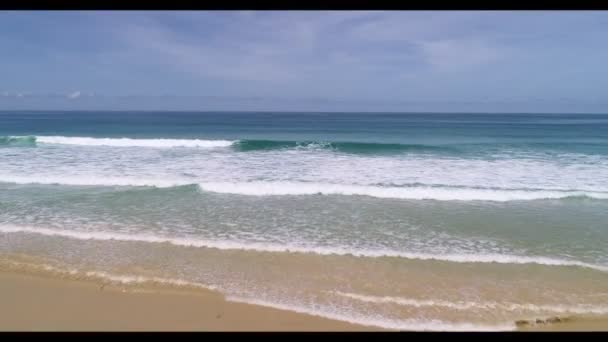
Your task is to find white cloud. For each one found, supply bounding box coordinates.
[67,91,81,99]
[104,12,389,86]
[420,39,504,72]
[0,92,34,98]
[117,23,300,83]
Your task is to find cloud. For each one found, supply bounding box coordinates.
[67,91,81,99]
[345,12,509,72]
[58,11,522,101]
[0,92,34,98]
[420,39,504,72]
[103,12,413,83]
[3,11,608,110]
[117,22,298,83]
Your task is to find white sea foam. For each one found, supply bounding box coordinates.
[225,296,516,331]
[197,181,608,201]
[36,136,235,148]
[81,270,218,290]
[2,225,607,272]
[1,259,217,291]
[333,292,608,315]
[3,177,607,201]
[0,175,190,188]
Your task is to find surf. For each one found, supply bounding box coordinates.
[232,139,453,154]
[2,177,608,202]
[35,136,235,148]
[197,181,608,201]
[333,292,608,315]
[2,225,607,272]
[0,135,37,147]
[9,135,455,154]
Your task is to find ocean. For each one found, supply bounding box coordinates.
[1,111,608,330]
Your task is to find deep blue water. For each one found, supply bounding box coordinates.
[2,111,608,147]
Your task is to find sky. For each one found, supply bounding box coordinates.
[1,11,608,113]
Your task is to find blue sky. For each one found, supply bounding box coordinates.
[1,11,608,112]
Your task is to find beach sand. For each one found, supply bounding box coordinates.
[1,269,607,331]
[516,318,608,332]
[0,271,374,331]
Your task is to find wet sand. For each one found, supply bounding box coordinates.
[0,271,374,331]
[516,318,608,332]
[1,270,607,331]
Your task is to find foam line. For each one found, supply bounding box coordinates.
[225,296,516,331]
[2,225,607,272]
[333,292,608,315]
[36,136,234,148]
[197,181,608,201]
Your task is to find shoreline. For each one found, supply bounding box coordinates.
[1,254,608,332]
[1,265,607,331]
[0,270,377,331]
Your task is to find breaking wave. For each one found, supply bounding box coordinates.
[3,135,454,154]
[333,292,608,315]
[34,136,234,148]
[2,225,607,272]
[232,139,452,154]
[196,181,608,201]
[1,177,608,202]
[0,135,37,147]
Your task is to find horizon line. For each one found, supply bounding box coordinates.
[1,109,608,115]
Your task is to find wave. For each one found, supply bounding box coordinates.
[35,136,234,148]
[5,135,607,158]
[233,139,331,152]
[333,292,608,315]
[0,135,37,147]
[3,135,454,154]
[2,177,608,201]
[233,139,451,154]
[225,296,515,331]
[0,175,192,188]
[0,259,217,291]
[197,181,608,201]
[2,225,607,272]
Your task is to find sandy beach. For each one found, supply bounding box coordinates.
[0,270,373,331]
[1,268,607,331]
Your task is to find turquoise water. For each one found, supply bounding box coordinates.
[1,111,608,330]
